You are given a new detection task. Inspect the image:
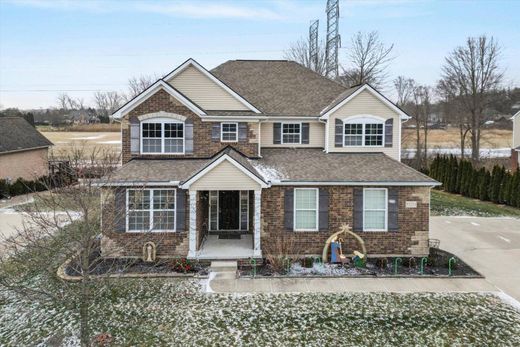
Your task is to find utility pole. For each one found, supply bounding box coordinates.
[325,0,340,79]
[309,20,319,72]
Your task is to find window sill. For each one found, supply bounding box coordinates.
[126,230,177,233]
[293,229,319,232]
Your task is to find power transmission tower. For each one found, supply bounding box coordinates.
[309,20,319,72]
[325,0,340,79]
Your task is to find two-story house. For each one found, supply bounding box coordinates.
[100,58,439,260]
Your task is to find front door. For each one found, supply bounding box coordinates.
[218,191,240,230]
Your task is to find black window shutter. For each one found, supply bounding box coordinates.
[211,123,221,142]
[318,188,329,231]
[353,188,363,232]
[185,119,194,153]
[114,187,126,232]
[388,188,399,232]
[335,118,343,147]
[385,118,393,147]
[238,122,248,142]
[284,188,294,230]
[302,123,310,144]
[176,189,187,232]
[273,123,282,144]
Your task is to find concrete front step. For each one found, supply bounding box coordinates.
[210,260,238,273]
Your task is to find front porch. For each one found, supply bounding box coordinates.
[197,234,255,259]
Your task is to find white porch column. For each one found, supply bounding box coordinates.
[188,190,197,258]
[253,190,262,257]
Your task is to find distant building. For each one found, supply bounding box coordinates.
[0,117,53,181]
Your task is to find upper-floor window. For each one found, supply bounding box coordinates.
[282,123,301,144]
[141,119,184,154]
[221,122,238,142]
[343,117,384,147]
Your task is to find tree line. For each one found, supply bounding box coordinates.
[286,32,518,165]
[429,155,520,208]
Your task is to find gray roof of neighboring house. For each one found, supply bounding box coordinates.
[105,147,438,186]
[211,60,347,116]
[0,117,53,154]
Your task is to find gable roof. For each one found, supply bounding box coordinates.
[511,110,520,120]
[164,58,261,113]
[0,117,53,154]
[320,84,411,121]
[112,80,206,119]
[211,60,347,116]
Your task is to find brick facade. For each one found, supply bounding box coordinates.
[101,185,430,259]
[121,89,258,164]
[261,185,430,257]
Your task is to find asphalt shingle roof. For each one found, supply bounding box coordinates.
[0,117,53,154]
[211,60,347,116]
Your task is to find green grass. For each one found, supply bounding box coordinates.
[431,190,520,217]
[1,279,519,346]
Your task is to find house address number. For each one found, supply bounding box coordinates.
[405,201,417,208]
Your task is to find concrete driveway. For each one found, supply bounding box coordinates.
[431,216,520,301]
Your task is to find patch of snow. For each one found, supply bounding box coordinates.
[471,222,480,226]
[289,262,362,276]
[69,135,103,140]
[403,147,511,159]
[97,140,121,144]
[496,291,520,312]
[498,236,511,243]
[249,161,286,182]
[203,271,216,293]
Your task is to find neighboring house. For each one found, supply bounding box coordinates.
[100,58,439,261]
[512,111,520,171]
[0,117,53,181]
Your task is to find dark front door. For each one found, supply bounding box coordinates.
[218,191,240,230]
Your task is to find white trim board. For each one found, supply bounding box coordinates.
[112,80,206,119]
[270,181,440,187]
[180,154,269,189]
[320,84,411,121]
[164,58,261,114]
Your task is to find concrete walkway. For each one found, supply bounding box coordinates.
[209,276,496,294]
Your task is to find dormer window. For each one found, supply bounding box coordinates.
[282,123,301,144]
[221,122,238,142]
[141,118,184,154]
[343,117,384,147]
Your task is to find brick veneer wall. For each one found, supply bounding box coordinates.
[261,186,430,257]
[100,187,189,258]
[121,89,258,163]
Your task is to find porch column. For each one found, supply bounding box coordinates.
[188,190,197,258]
[253,190,262,257]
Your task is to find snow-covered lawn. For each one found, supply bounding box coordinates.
[1,279,519,346]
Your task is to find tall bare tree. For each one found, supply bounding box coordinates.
[393,76,415,107]
[93,91,124,118]
[284,38,327,76]
[127,75,158,99]
[340,31,394,88]
[440,35,503,161]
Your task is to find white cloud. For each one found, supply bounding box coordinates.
[6,0,285,20]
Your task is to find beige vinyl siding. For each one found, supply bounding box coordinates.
[513,114,520,148]
[190,161,261,191]
[327,89,400,160]
[261,121,325,148]
[168,66,249,111]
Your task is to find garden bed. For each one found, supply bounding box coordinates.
[239,248,481,278]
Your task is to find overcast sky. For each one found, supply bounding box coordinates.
[1,0,519,110]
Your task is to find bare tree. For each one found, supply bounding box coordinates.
[440,35,503,161]
[127,75,157,99]
[56,93,85,111]
[339,31,394,88]
[393,76,415,107]
[284,38,327,76]
[93,91,124,118]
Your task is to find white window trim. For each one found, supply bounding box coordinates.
[343,116,385,148]
[363,188,388,232]
[220,122,239,143]
[293,188,319,232]
[126,188,177,233]
[281,122,302,145]
[140,118,185,155]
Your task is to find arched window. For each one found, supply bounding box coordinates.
[343,115,385,147]
[140,117,185,154]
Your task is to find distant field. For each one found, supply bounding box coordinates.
[403,128,512,149]
[37,123,120,132]
[40,131,121,158]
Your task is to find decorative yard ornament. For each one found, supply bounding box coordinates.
[143,242,157,262]
[322,224,366,263]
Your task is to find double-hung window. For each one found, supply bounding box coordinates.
[141,119,184,154]
[221,122,238,142]
[343,117,384,147]
[127,189,176,232]
[363,188,387,231]
[282,123,301,144]
[294,188,318,231]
